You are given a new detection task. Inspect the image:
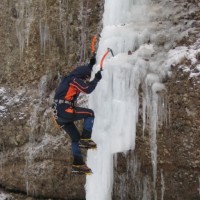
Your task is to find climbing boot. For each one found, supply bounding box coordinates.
[79,139,97,149]
[71,164,92,175]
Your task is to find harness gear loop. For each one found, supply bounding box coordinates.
[51,105,61,129]
[70,101,76,114]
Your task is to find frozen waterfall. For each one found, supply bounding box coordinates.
[86,0,170,199]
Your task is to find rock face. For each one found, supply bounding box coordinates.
[0,0,200,200]
[0,0,102,199]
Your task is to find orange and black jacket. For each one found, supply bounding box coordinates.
[54,64,99,103]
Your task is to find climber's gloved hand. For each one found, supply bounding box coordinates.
[95,70,102,81]
[89,53,96,66]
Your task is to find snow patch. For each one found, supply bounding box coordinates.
[0,87,6,95]
[26,133,66,161]
[0,192,12,200]
[0,87,29,119]
[166,39,200,79]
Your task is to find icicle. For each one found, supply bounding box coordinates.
[26,180,29,195]
[160,169,165,200]
[79,0,84,63]
[39,0,50,56]
[142,73,167,190]
[15,0,34,61]
[113,154,118,168]
[83,0,89,60]
[58,0,68,54]
[142,177,151,200]
[39,19,50,56]
[198,176,200,197]
[78,0,89,64]
[0,152,3,171]
[59,0,62,32]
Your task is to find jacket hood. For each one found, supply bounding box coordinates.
[69,65,92,79]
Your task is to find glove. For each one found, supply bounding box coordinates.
[95,70,102,81]
[89,54,96,66]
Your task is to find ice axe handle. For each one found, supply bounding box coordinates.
[100,49,110,70]
[91,35,97,54]
[100,48,114,71]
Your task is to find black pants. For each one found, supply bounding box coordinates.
[54,103,95,165]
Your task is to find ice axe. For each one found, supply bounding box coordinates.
[91,34,101,55]
[91,35,97,55]
[100,48,114,71]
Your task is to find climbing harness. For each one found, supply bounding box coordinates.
[51,104,61,129]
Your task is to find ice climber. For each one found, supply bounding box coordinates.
[52,54,102,174]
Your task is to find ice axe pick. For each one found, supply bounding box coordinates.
[100,48,114,71]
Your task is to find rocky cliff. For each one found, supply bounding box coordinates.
[0,0,102,199]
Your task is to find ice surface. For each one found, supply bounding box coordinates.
[86,0,170,199]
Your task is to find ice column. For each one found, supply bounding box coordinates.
[78,0,89,63]
[39,0,51,56]
[143,75,167,187]
[161,169,165,200]
[86,0,168,199]
[15,0,33,61]
[58,0,69,54]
